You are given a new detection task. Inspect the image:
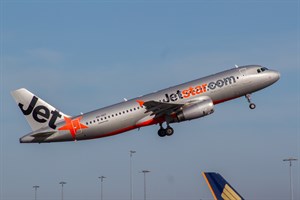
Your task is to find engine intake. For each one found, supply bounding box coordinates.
[174,98,214,122]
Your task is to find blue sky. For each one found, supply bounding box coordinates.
[1,1,299,200]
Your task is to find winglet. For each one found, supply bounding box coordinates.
[202,172,244,200]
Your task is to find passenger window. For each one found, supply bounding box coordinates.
[137,107,140,109]
[108,116,110,118]
[86,122,88,125]
[104,117,107,119]
[112,114,114,117]
[119,112,122,115]
[97,119,99,122]
[94,120,96,123]
[134,108,136,111]
[257,69,261,73]
[101,118,103,120]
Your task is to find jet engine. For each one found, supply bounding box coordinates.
[173,98,214,122]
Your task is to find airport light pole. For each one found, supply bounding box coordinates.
[33,185,39,200]
[283,157,298,200]
[130,150,136,200]
[141,170,150,200]
[99,176,106,200]
[59,181,66,200]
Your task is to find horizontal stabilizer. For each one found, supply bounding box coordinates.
[31,131,56,138]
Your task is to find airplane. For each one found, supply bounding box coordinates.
[202,172,245,200]
[11,65,280,143]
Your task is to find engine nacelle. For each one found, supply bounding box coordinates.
[173,98,214,122]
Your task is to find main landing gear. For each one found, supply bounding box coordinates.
[245,94,256,109]
[158,123,174,137]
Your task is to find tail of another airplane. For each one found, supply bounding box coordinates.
[11,88,70,131]
[202,172,245,200]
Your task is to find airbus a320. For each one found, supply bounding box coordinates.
[11,65,280,143]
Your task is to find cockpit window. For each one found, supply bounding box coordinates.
[258,67,268,73]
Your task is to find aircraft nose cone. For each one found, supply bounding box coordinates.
[272,70,280,82]
[267,70,280,83]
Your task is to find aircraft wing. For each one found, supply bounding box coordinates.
[141,100,184,118]
[202,172,245,200]
[138,96,213,118]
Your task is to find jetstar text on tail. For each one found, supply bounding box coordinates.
[18,96,62,129]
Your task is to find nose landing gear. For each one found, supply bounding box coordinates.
[245,94,256,109]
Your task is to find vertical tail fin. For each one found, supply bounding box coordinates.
[11,88,70,131]
[202,172,245,200]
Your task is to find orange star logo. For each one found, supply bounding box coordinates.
[58,116,88,140]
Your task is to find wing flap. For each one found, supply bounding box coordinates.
[142,100,184,117]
